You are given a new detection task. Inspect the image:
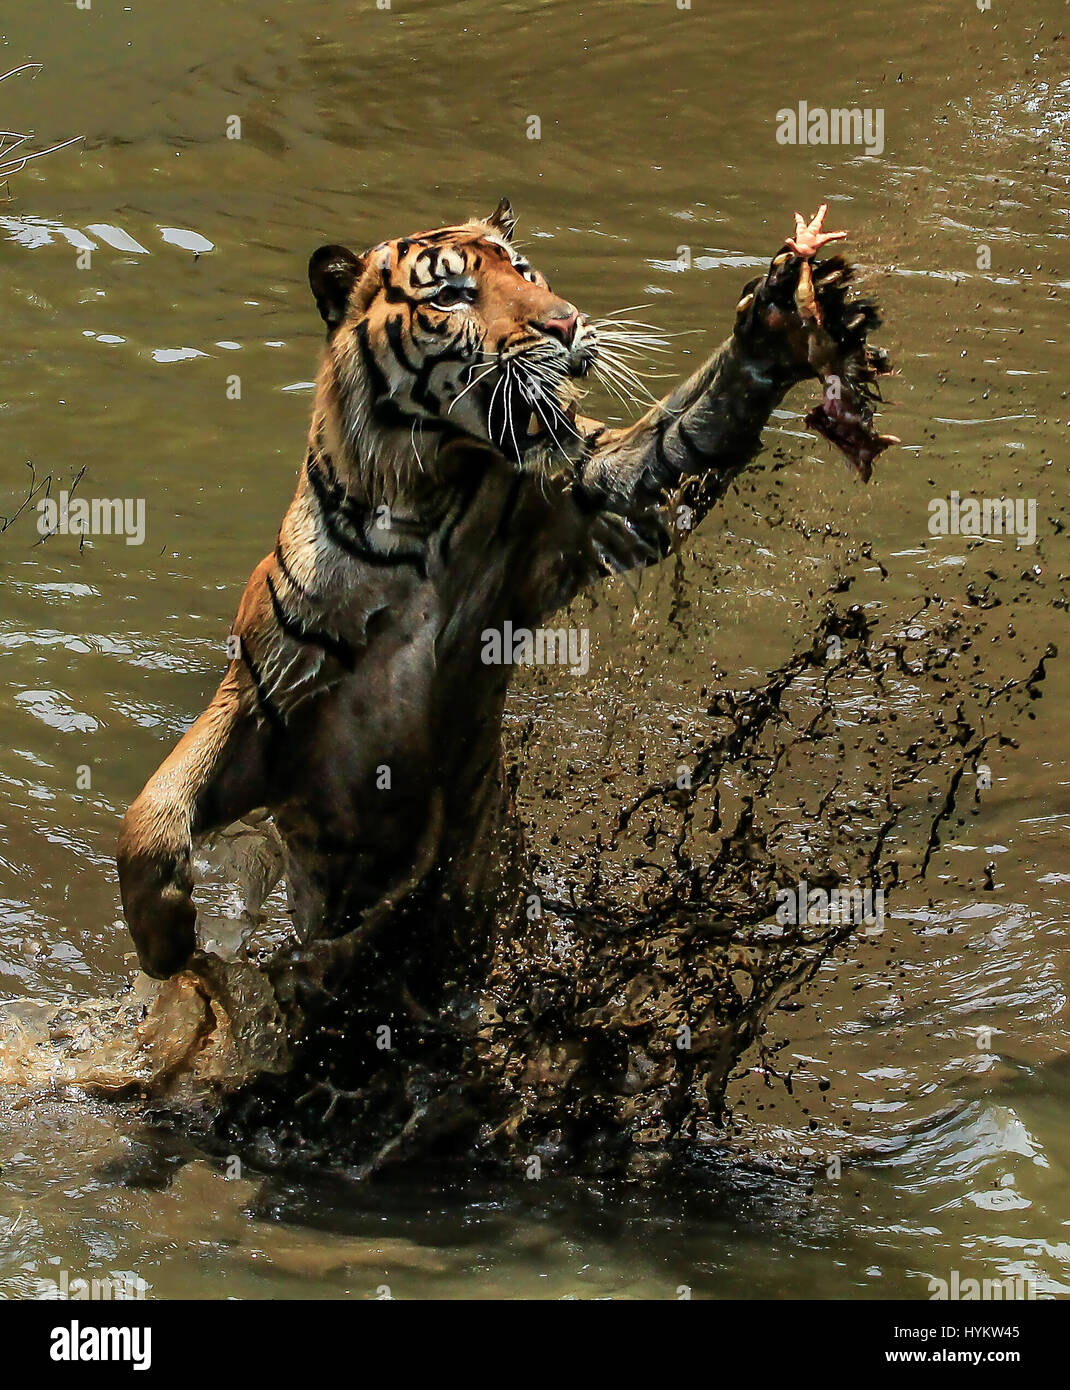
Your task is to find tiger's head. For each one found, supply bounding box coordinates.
[308,199,598,481]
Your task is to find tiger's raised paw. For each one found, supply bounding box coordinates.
[733,203,898,481]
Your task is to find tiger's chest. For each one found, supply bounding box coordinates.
[266,457,558,785]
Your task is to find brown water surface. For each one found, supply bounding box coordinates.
[1,0,1068,1298]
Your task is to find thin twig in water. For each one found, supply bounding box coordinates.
[0,64,82,182]
[0,460,53,538]
[31,463,87,548]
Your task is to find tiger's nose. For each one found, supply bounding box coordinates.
[536,306,580,347]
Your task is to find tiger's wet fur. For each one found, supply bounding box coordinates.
[117,199,893,988]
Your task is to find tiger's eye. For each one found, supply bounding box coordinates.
[431,285,476,309]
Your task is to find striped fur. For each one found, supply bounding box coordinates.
[117,202,893,979]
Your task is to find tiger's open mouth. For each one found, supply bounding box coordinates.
[484,351,591,466]
[522,396,579,447]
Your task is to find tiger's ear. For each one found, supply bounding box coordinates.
[486,197,517,241]
[309,245,365,329]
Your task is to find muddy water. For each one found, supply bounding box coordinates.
[1,0,1068,1297]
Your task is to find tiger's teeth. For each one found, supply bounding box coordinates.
[528,411,541,435]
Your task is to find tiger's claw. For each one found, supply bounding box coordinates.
[733,204,896,482]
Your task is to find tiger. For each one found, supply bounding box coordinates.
[117,199,896,983]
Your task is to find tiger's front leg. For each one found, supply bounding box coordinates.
[117,669,272,980]
[578,205,897,526]
[517,209,898,619]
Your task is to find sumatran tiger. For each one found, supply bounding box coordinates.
[117,201,897,982]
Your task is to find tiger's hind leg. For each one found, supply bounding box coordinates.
[117,672,272,980]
